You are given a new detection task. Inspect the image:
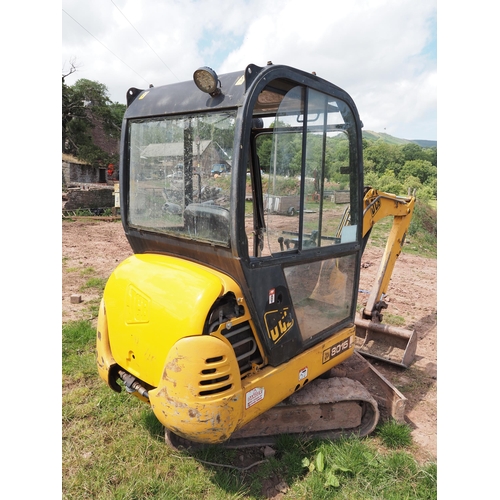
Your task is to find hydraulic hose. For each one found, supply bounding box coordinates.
[118,369,150,400]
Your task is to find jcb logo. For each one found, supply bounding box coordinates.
[264,307,294,344]
[370,198,381,216]
[125,285,150,324]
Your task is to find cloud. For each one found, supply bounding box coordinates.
[62,0,436,140]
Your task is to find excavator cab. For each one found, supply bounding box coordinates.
[97,63,378,445]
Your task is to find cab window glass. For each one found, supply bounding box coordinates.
[251,86,358,257]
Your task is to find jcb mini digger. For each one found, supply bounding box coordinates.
[96,63,416,447]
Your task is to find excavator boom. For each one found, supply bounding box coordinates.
[355,188,417,368]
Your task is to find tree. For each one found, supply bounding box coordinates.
[256,121,301,175]
[71,79,110,107]
[398,159,436,185]
[363,140,404,176]
[62,64,87,152]
[401,143,425,162]
[402,175,422,194]
[375,170,404,195]
[62,74,125,167]
[401,143,437,168]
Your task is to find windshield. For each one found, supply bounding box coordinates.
[127,111,236,246]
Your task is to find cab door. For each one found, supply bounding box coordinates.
[241,80,363,366]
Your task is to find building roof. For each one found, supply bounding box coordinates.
[141,140,212,158]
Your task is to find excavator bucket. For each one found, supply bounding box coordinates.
[354,188,418,369]
[354,316,417,368]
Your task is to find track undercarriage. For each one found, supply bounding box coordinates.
[165,352,405,449]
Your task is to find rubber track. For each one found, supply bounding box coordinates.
[165,376,379,450]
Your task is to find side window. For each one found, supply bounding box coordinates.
[253,86,357,257]
[264,86,303,255]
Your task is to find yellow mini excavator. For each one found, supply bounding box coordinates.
[96,63,416,448]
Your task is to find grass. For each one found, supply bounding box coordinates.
[63,255,106,320]
[80,277,107,292]
[396,366,436,396]
[62,319,437,499]
[383,313,407,327]
[377,420,413,448]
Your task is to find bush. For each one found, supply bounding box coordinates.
[409,199,437,239]
[376,172,404,196]
[402,175,422,194]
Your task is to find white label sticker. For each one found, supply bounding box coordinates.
[299,367,308,381]
[246,387,265,408]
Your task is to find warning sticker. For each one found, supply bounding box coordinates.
[245,387,265,409]
[299,367,308,381]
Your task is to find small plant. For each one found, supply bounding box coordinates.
[80,267,96,276]
[302,449,353,489]
[80,277,107,292]
[84,298,101,320]
[383,313,406,327]
[377,419,413,448]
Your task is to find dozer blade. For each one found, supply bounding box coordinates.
[354,315,417,368]
[330,351,407,423]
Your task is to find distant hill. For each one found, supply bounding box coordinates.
[362,130,436,148]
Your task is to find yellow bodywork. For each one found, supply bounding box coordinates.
[97,253,356,444]
[97,254,243,385]
[362,188,416,317]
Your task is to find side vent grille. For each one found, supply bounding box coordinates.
[199,355,232,396]
[221,322,263,375]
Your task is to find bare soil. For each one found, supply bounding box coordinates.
[62,218,436,463]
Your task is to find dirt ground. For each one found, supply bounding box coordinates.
[62,218,436,463]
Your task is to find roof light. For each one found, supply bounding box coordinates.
[193,67,221,97]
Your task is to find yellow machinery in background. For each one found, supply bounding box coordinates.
[96,63,416,447]
[355,188,417,368]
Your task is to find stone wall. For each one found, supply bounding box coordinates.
[332,190,351,204]
[64,186,114,210]
[62,161,107,187]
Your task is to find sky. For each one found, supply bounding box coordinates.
[62,0,437,141]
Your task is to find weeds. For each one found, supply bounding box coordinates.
[62,320,97,377]
[83,298,101,319]
[377,420,413,448]
[63,208,115,217]
[80,277,107,292]
[383,313,406,327]
[365,198,436,259]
